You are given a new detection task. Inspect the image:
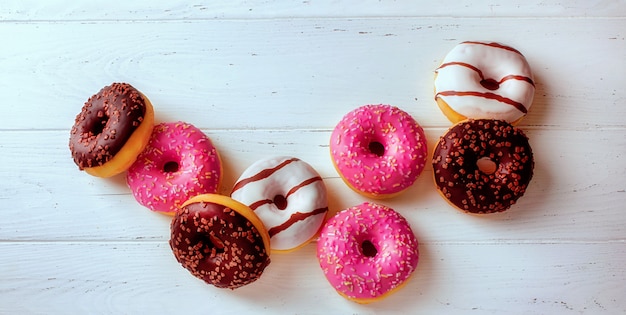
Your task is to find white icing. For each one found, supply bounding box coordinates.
[434,41,535,123]
[231,156,328,251]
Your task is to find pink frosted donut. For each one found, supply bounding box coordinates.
[127,122,222,215]
[230,156,329,252]
[317,202,419,303]
[330,105,428,199]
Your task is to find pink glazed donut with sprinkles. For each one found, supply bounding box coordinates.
[317,202,419,303]
[127,122,222,215]
[330,104,428,199]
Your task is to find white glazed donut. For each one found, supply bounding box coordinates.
[434,41,535,124]
[230,156,329,252]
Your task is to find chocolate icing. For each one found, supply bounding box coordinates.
[432,119,534,214]
[170,201,270,289]
[69,83,146,169]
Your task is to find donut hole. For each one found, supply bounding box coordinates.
[360,240,378,258]
[89,112,109,136]
[163,161,180,173]
[273,194,288,210]
[477,157,497,175]
[480,78,500,91]
[205,234,225,255]
[368,141,385,157]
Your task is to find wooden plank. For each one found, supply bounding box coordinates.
[1,241,623,314]
[1,1,624,314]
[0,18,624,130]
[1,128,624,242]
[0,0,623,20]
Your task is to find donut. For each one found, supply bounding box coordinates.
[434,41,535,124]
[170,194,271,289]
[317,202,419,303]
[330,104,428,199]
[69,82,155,177]
[432,119,534,214]
[126,121,222,215]
[231,156,329,252]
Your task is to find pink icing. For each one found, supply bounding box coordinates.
[330,105,428,197]
[126,122,221,214]
[316,202,419,301]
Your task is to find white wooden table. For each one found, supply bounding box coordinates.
[1,1,625,314]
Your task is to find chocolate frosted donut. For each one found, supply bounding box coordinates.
[69,83,153,176]
[432,119,534,214]
[170,194,271,289]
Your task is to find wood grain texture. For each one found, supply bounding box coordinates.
[0,18,624,130]
[1,0,624,20]
[1,242,624,314]
[1,1,625,314]
[1,128,624,243]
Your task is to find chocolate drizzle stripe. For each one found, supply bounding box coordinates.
[437,62,534,87]
[267,207,328,237]
[436,90,528,114]
[248,176,323,210]
[437,61,484,78]
[285,176,323,199]
[461,41,523,55]
[232,157,300,193]
[499,74,535,87]
[249,199,273,210]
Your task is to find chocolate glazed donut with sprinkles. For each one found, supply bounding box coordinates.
[432,119,534,214]
[434,41,535,125]
[69,82,154,177]
[170,194,271,289]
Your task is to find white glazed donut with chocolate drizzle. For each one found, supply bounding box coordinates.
[434,41,535,124]
[230,156,329,252]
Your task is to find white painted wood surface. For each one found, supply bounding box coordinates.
[1,1,625,314]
